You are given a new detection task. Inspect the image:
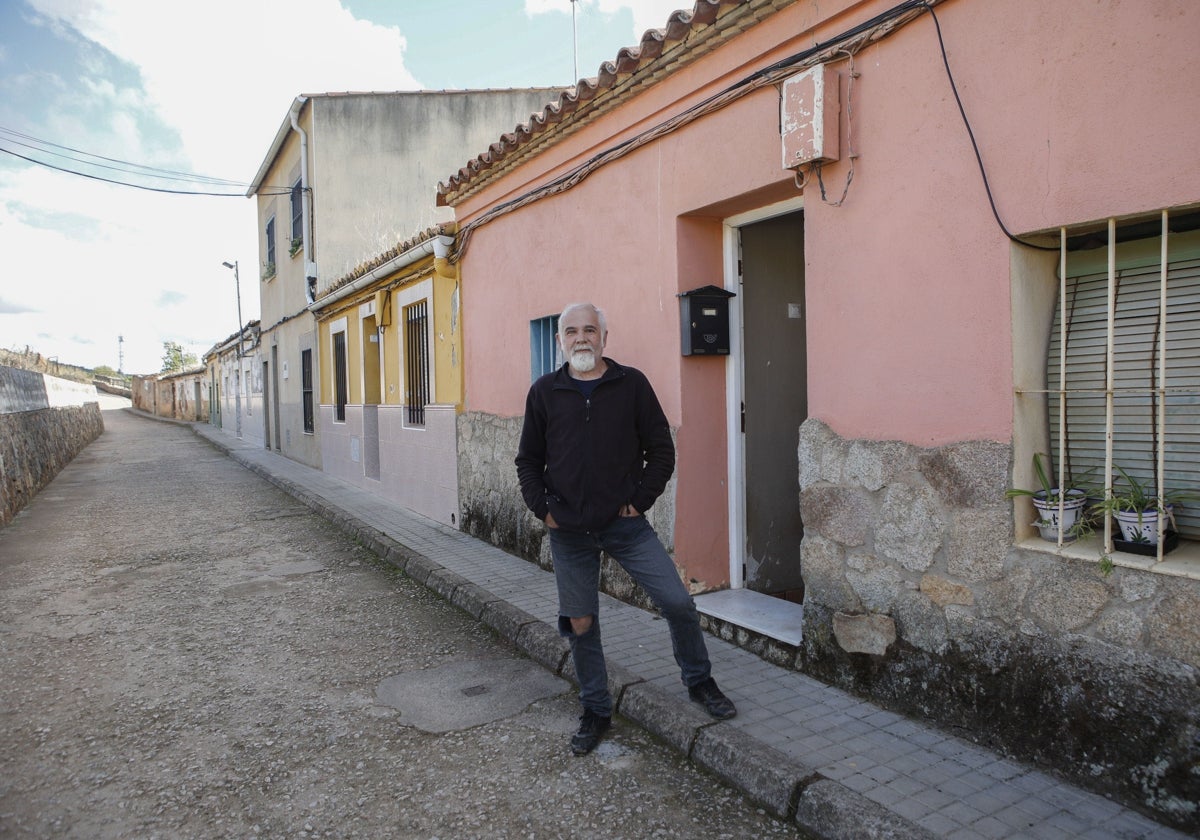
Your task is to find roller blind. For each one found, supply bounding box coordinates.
[1049,232,1200,539]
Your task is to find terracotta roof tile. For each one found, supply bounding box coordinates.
[438,0,779,206]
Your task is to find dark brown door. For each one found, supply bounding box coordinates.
[740,212,807,595]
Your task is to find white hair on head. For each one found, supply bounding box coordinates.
[558,302,606,335]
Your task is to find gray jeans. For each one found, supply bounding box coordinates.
[549,515,712,717]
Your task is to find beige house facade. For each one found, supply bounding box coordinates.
[245,89,561,472]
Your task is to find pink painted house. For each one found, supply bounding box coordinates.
[441,0,1200,827]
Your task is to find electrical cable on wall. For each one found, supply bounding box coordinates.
[450,0,933,261]
[811,49,858,208]
[923,2,1057,251]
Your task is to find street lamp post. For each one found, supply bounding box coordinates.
[222,260,244,438]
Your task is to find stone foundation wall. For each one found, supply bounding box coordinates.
[798,418,1200,830]
[456,410,678,610]
[1,404,104,526]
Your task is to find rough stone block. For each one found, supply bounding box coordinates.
[619,680,711,755]
[920,440,1010,510]
[795,779,936,839]
[920,573,974,607]
[425,567,469,602]
[402,553,438,584]
[479,600,539,643]
[514,620,569,673]
[846,553,908,613]
[946,508,1011,582]
[800,485,873,547]
[1026,566,1108,633]
[875,483,945,572]
[846,439,917,492]
[832,612,896,656]
[450,582,497,619]
[692,725,814,818]
[801,535,861,613]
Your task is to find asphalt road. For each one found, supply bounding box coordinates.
[0,406,802,839]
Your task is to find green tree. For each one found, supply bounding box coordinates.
[160,341,198,373]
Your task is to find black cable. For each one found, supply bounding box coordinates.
[0,146,292,196]
[924,2,1057,251]
[0,125,248,186]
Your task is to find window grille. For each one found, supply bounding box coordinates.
[405,301,430,426]
[265,216,276,268]
[530,314,561,381]
[301,349,314,433]
[290,180,303,242]
[333,331,347,423]
[1044,213,1200,556]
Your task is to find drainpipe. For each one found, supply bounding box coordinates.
[289,97,318,303]
[432,232,456,279]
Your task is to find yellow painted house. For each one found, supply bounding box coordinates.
[310,224,462,527]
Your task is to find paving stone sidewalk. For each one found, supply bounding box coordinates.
[184,412,1188,840]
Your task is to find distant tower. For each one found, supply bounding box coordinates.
[118,335,124,374]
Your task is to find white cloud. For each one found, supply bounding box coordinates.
[3,0,424,373]
[525,0,692,41]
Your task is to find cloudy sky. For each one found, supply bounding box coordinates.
[0,0,687,374]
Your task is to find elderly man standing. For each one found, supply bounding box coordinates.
[516,302,736,756]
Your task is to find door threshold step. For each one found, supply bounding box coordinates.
[695,588,803,646]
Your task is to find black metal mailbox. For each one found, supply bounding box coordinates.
[678,285,736,356]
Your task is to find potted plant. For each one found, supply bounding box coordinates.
[1006,453,1090,542]
[1090,464,1195,546]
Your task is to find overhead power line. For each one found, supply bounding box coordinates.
[0,126,292,196]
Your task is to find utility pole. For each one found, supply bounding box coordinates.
[571,0,579,83]
[118,335,124,375]
[223,260,244,439]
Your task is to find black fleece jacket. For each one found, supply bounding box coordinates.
[515,358,675,533]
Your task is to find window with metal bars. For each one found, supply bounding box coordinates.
[301,348,314,433]
[1044,213,1200,555]
[530,314,561,381]
[405,301,430,426]
[290,179,303,242]
[333,331,347,423]
[265,216,276,269]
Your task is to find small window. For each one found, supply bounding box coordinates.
[301,348,314,433]
[530,314,561,381]
[264,216,276,275]
[290,179,303,242]
[333,331,347,423]
[405,301,430,426]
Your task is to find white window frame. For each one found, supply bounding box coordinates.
[330,316,348,424]
[395,280,434,431]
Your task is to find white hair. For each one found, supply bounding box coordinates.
[558,302,607,335]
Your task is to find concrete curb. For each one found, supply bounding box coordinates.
[795,779,939,840]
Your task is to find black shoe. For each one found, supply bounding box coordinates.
[688,677,737,720]
[570,710,612,756]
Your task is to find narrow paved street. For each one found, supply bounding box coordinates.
[0,407,800,839]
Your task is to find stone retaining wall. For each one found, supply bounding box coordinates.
[1,403,104,526]
[797,418,1200,830]
[456,410,679,610]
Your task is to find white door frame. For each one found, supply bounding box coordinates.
[723,195,805,589]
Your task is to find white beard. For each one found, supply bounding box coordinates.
[569,349,596,373]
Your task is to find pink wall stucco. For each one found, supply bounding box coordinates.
[452,0,1200,584]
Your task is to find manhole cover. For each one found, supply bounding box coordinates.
[376,658,567,733]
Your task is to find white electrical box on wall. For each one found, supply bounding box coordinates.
[781,65,840,169]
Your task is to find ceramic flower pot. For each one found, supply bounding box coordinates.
[1032,490,1088,542]
[1114,507,1171,545]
